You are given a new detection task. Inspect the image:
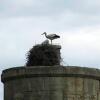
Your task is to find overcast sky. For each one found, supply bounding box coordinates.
[0,0,100,99]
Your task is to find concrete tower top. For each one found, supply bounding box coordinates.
[1,66,100,83]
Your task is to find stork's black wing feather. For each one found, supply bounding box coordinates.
[54,35,60,38]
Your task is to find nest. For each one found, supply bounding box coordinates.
[26,44,60,66]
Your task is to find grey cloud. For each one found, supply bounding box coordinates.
[1,0,100,18]
[64,0,100,15]
[0,0,100,30]
[0,0,67,17]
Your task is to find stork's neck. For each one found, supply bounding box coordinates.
[44,32,47,37]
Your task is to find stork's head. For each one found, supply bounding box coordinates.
[42,32,47,35]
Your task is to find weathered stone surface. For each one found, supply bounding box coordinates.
[1,66,100,100]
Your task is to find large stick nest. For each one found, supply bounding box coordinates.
[26,44,61,66]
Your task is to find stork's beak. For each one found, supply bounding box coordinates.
[41,32,46,35]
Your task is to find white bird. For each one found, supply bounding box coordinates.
[42,32,60,44]
[41,39,49,45]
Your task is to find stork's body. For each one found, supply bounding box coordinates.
[42,32,60,44]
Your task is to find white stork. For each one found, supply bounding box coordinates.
[41,39,49,45]
[42,32,60,44]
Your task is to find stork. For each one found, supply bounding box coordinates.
[41,39,49,45]
[42,32,60,44]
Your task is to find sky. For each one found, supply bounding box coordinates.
[0,0,100,99]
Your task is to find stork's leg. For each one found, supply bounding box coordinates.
[51,40,52,44]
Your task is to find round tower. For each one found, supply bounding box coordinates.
[1,66,100,100]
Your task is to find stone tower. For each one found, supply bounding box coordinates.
[1,66,100,100]
[1,45,100,100]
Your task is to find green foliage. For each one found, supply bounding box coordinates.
[26,44,60,66]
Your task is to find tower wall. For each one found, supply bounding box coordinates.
[1,66,100,100]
